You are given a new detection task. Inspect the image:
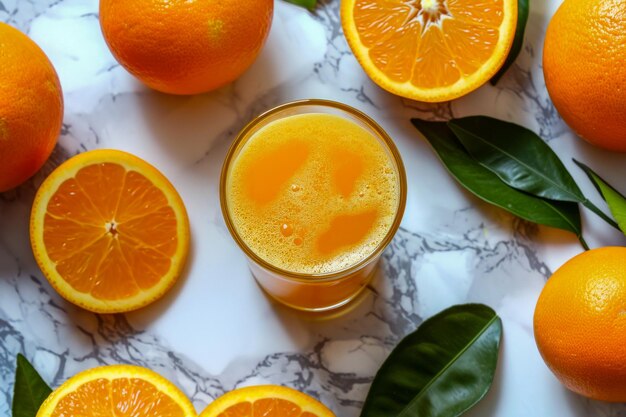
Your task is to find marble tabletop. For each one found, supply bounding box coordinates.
[2,0,626,416]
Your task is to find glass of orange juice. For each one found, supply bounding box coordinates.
[220,99,407,312]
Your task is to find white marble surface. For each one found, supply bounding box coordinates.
[1,0,626,415]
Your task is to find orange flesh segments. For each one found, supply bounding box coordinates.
[200,385,336,417]
[342,0,517,101]
[30,150,189,313]
[44,164,177,299]
[36,365,195,417]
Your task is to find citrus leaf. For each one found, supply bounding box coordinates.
[283,0,317,9]
[12,354,52,417]
[412,119,585,241]
[448,116,619,231]
[574,160,626,235]
[491,0,529,85]
[448,116,584,202]
[360,304,502,417]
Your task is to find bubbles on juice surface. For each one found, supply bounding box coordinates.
[280,223,294,237]
[227,113,400,274]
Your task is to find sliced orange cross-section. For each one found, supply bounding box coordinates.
[36,365,196,417]
[199,385,336,417]
[30,149,190,313]
[341,0,518,102]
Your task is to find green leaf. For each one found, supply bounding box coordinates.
[283,0,317,9]
[360,304,502,417]
[448,116,619,231]
[491,0,529,85]
[574,160,626,234]
[448,116,584,202]
[412,119,585,242]
[12,354,52,417]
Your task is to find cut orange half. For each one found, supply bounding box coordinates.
[36,365,196,417]
[30,149,190,313]
[341,0,518,102]
[199,385,336,417]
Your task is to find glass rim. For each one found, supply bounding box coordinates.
[219,99,407,283]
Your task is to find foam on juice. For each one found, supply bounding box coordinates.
[226,113,400,274]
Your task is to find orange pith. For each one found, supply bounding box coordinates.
[341,0,517,102]
[200,385,335,417]
[30,149,190,313]
[36,365,196,417]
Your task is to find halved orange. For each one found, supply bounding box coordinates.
[341,0,518,102]
[199,385,336,417]
[30,149,190,313]
[36,364,196,417]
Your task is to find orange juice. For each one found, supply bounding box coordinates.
[221,100,406,311]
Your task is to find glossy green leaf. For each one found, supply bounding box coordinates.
[448,116,584,202]
[412,119,585,243]
[361,304,502,417]
[12,354,52,417]
[574,160,626,234]
[491,0,529,85]
[283,0,317,9]
[448,116,619,231]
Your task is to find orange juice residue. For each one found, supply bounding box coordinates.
[226,113,400,274]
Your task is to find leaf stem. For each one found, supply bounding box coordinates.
[581,200,621,230]
[579,235,590,251]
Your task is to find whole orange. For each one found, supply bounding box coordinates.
[0,23,63,192]
[99,0,273,95]
[534,247,626,401]
[543,0,626,152]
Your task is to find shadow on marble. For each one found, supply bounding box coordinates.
[522,221,587,255]
[135,89,236,163]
